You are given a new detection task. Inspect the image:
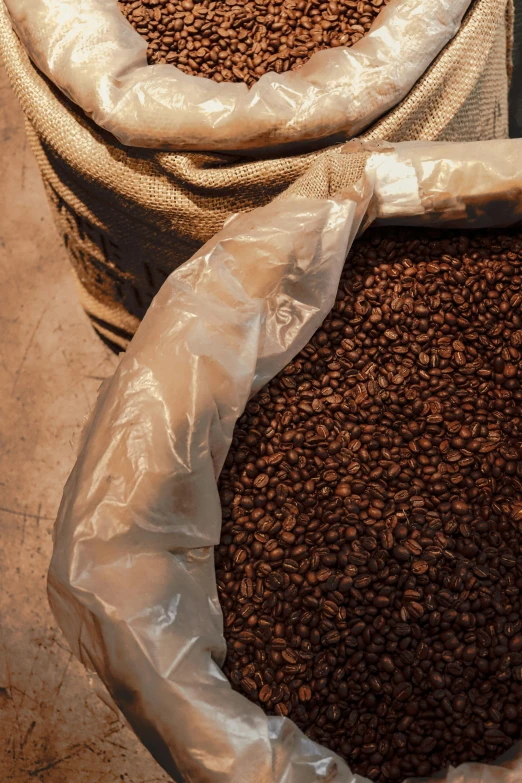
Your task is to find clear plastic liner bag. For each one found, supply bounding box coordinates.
[2,0,472,150]
[49,138,522,783]
[364,139,522,228]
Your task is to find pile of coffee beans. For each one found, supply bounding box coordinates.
[216,225,522,782]
[119,0,388,85]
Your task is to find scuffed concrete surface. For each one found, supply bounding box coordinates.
[0,65,172,782]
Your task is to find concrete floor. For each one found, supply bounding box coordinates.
[0,65,172,782]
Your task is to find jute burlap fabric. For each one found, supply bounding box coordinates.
[0,0,512,351]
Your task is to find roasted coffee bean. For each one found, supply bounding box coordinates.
[216,226,522,782]
[119,0,389,85]
[259,684,273,702]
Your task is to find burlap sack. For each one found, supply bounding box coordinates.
[47,138,522,783]
[0,0,513,351]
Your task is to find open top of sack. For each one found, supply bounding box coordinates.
[49,138,522,783]
[3,0,472,150]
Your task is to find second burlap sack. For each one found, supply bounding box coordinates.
[0,0,513,350]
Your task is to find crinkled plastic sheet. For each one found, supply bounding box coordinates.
[3,0,471,150]
[49,139,522,783]
[365,139,522,228]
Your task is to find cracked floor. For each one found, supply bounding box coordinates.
[0,64,172,783]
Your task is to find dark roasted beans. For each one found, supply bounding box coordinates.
[216,226,522,781]
[119,0,389,85]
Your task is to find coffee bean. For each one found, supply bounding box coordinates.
[217,225,522,782]
[378,654,395,674]
[281,648,298,663]
[406,601,424,620]
[120,0,389,85]
[509,633,522,652]
[451,499,469,516]
[259,684,272,702]
[393,682,412,702]
[392,545,410,562]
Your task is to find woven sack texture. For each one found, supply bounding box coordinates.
[0,0,512,351]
